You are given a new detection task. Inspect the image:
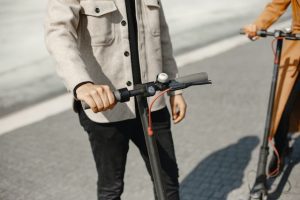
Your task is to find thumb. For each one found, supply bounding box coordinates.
[171,102,178,120]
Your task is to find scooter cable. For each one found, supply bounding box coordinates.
[268,136,281,177]
[272,37,284,64]
[147,88,172,136]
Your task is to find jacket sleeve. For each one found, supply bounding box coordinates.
[159,2,182,96]
[45,0,93,94]
[254,0,291,29]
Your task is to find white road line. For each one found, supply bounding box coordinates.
[176,20,291,67]
[176,36,249,67]
[0,20,291,136]
[0,94,72,135]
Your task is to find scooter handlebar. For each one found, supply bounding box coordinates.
[175,72,208,84]
[240,28,300,39]
[239,29,246,35]
[82,72,211,110]
[239,29,270,37]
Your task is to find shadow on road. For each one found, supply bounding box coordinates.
[267,135,300,200]
[180,136,259,200]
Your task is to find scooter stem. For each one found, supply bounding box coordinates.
[136,96,167,200]
[249,37,284,200]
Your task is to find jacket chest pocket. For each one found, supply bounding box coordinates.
[143,0,161,36]
[80,1,117,46]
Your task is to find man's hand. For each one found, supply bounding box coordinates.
[243,24,259,41]
[76,83,116,113]
[170,94,187,124]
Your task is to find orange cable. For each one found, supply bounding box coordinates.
[147,88,172,136]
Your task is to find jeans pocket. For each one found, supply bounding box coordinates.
[151,107,171,130]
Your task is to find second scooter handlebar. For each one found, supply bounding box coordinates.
[240,29,300,40]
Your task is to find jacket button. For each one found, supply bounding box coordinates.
[121,20,127,26]
[95,8,100,13]
[126,81,132,86]
[124,51,130,57]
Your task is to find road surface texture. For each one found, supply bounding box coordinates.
[0,0,297,199]
[1,37,300,200]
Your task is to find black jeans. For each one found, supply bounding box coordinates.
[78,105,179,200]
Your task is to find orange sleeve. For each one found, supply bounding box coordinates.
[254,0,291,29]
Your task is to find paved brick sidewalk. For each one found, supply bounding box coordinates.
[1,39,300,200]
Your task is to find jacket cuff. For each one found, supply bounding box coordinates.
[73,81,94,100]
[167,90,183,96]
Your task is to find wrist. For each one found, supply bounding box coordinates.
[73,81,94,100]
[167,90,183,96]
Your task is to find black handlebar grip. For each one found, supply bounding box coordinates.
[175,72,208,84]
[257,30,268,37]
[240,29,269,37]
[239,29,246,35]
[113,90,121,102]
[82,91,121,110]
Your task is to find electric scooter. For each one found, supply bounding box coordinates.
[82,72,212,200]
[240,29,300,200]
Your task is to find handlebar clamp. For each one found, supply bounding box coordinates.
[117,88,130,102]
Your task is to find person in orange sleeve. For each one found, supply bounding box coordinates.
[243,0,300,175]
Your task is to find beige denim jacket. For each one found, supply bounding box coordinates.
[45,0,181,123]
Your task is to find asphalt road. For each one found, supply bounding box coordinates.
[1,37,300,200]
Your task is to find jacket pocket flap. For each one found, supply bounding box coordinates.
[144,0,160,8]
[80,1,117,17]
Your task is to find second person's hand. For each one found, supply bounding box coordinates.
[243,24,259,41]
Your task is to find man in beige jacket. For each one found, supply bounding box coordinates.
[45,0,186,199]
